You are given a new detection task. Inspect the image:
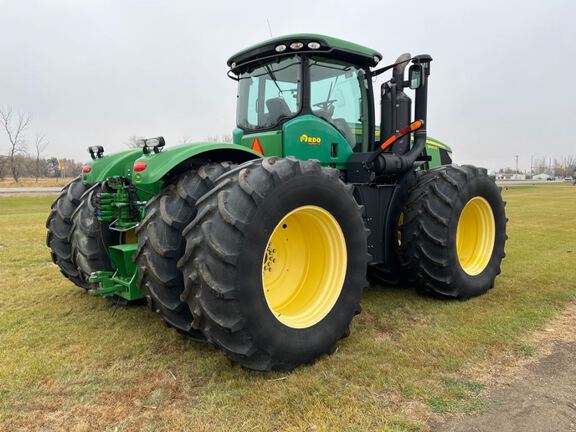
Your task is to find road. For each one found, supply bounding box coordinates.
[433,304,576,432]
[0,187,61,195]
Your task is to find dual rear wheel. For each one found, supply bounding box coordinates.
[400,165,507,299]
[178,157,368,370]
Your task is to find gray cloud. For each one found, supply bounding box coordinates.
[1,0,574,171]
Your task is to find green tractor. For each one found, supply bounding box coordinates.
[46,34,507,371]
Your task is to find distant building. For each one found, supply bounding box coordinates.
[496,173,526,180]
[533,173,552,180]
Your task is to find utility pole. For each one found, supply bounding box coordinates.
[514,155,519,174]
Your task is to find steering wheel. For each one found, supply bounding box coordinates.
[313,100,337,110]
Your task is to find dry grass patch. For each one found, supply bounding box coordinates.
[0,184,575,431]
[0,177,75,188]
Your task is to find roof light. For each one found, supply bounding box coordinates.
[373,55,381,63]
[88,145,104,160]
[275,44,287,53]
[82,165,92,174]
[307,42,321,50]
[290,41,304,50]
[133,161,148,172]
[231,62,236,68]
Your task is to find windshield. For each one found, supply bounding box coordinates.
[236,56,301,131]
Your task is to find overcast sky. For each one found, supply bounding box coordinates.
[1,0,574,171]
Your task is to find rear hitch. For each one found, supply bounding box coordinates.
[87,271,118,297]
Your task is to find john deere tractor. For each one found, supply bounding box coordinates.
[47,34,506,371]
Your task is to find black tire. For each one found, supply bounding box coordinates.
[46,177,90,288]
[134,162,233,340]
[400,165,507,299]
[179,157,368,371]
[70,185,117,284]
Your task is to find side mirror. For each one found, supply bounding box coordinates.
[408,64,423,90]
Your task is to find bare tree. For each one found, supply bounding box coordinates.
[179,135,192,144]
[0,155,7,180]
[125,135,145,148]
[205,135,219,143]
[204,134,233,143]
[34,134,49,182]
[561,155,576,178]
[0,106,30,182]
[532,157,549,175]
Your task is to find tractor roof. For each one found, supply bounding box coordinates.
[227,33,382,72]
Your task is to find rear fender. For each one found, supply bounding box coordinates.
[82,149,143,184]
[131,142,262,185]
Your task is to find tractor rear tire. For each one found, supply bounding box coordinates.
[46,177,89,288]
[179,157,368,371]
[134,162,233,340]
[400,165,507,299]
[70,185,116,284]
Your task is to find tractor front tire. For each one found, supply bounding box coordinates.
[400,165,507,299]
[135,162,233,340]
[46,177,89,288]
[179,157,368,371]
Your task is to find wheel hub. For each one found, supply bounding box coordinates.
[262,205,347,329]
[456,196,496,276]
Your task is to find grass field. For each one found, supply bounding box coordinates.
[0,184,575,431]
[0,177,76,188]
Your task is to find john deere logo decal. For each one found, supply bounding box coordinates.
[300,134,321,145]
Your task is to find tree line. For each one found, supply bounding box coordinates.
[497,156,576,178]
[1,105,236,183]
[0,106,82,182]
[0,154,82,180]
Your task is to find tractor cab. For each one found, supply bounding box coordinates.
[227,34,448,175]
[228,34,381,167]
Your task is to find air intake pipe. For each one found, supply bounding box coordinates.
[381,53,412,155]
[372,54,432,176]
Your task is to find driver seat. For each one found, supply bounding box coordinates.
[266,98,292,125]
[332,118,355,147]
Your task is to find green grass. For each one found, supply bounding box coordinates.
[0,184,575,431]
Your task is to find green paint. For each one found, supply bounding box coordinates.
[109,244,138,278]
[241,131,283,157]
[425,136,452,153]
[81,141,261,302]
[232,127,244,145]
[132,142,261,185]
[88,244,143,301]
[283,115,352,168]
[82,148,142,184]
[97,178,146,230]
[426,145,442,168]
[229,33,382,66]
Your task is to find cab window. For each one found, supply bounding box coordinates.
[236,56,302,131]
[308,58,368,151]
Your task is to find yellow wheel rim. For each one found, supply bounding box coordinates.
[262,205,347,329]
[456,197,495,276]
